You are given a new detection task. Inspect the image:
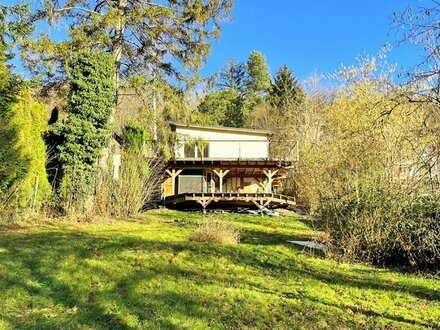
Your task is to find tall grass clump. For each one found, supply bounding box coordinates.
[190,221,241,244]
[317,181,440,270]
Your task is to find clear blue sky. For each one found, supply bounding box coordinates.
[200,0,423,81]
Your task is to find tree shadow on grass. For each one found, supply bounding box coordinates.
[302,294,436,328]
[234,224,440,301]
[0,231,221,329]
[0,229,439,329]
[239,227,314,246]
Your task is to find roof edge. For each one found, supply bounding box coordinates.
[169,121,273,136]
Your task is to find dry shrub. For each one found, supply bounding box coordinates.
[317,181,440,271]
[190,221,240,244]
[96,146,165,217]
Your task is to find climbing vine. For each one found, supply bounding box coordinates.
[57,49,115,210]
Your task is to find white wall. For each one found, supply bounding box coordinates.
[175,127,269,159]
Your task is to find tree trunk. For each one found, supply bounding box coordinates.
[113,0,128,109]
[153,83,158,141]
[100,0,127,179]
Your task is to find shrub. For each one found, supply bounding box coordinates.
[0,43,25,197]
[190,221,240,244]
[0,71,51,212]
[317,181,440,270]
[96,146,165,217]
[121,124,148,148]
[8,87,51,209]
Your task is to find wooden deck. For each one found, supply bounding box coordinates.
[164,192,296,209]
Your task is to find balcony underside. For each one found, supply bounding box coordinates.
[167,159,293,187]
[164,192,296,209]
[169,158,293,168]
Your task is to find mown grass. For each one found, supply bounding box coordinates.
[0,210,439,329]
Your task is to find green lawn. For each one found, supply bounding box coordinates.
[0,210,439,329]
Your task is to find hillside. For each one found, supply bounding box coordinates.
[0,211,439,329]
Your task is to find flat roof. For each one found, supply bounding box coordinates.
[169,122,273,136]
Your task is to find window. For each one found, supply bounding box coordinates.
[184,143,196,158]
[184,143,209,158]
[178,169,207,193]
[201,144,209,158]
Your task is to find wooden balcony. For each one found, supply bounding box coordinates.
[164,192,296,210]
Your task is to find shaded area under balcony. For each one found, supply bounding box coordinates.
[164,192,296,210]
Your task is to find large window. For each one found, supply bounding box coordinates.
[178,169,207,193]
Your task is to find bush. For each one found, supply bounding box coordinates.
[190,221,240,244]
[317,181,440,271]
[0,44,26,198]
[121,124,148,148]
[96,146,165,217]
[8,87,51,209]
[0,82,51,213]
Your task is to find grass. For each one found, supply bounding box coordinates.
[0,210,439,329]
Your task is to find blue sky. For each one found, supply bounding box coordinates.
[200,0,422,81]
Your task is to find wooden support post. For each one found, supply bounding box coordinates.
[196,199,213,211]
[251,200,264,210]
[210,175,215,193]
[251,197,273,217]
[166,169,183,196]
[213,169,229,193]
[257,179,268,193]
[263,169,279,193]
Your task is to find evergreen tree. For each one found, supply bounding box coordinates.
[218,58,247,93]
[245,50,271,96]
[9,86,51,208]
[198,88,243,127]
[241,50,271,121]
[199,51,272,128]
[0,5,31,194]
[199,57,247,128]
[17,0,233,90]
[57,50,115,209]
[0,57,25,194]
[269,65,304,110]
[16,0,233,152]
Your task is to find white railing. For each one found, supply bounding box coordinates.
[175,139,299,161]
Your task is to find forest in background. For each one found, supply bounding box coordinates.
[1,0,440,271]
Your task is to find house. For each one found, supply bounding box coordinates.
[162,122,296,210]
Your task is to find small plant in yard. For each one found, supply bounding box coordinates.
[190,221,240,244]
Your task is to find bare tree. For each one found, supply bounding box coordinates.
[393,1,440,102]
